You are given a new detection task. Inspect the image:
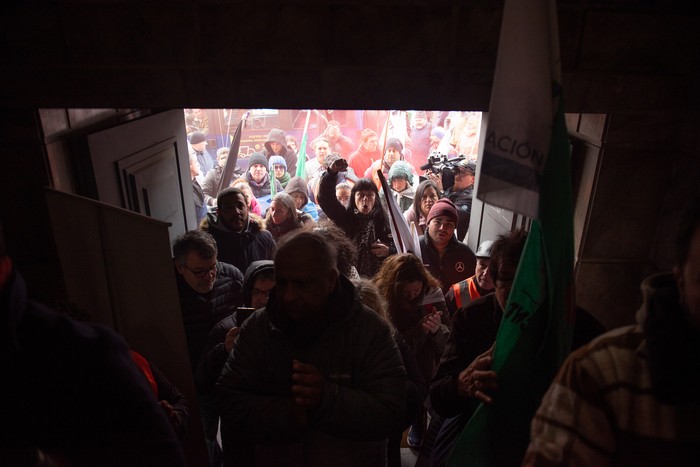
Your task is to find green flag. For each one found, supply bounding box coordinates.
[448,0,575,465]
[295,110,311,179]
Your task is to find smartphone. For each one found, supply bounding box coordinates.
[235,307,256,325]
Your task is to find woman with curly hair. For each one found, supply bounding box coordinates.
[373,253,450,449]
[264,192,313,242]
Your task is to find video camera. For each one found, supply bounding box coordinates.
[420,153,467,190]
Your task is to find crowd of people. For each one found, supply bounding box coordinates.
[4,111,698,466]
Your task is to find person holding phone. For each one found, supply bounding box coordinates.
[195,260,274,466]
[373,253,450,449]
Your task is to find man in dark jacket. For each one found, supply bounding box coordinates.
[419,198,476,294]
[429,230,604,467]
[201,187,276,275]
[172,229,244,373]
[443,160,475,241]
[217,230,407,466]
[172,229,244,466]
[263,128,298,176]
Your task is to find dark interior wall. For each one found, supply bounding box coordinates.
[1,1,699,326]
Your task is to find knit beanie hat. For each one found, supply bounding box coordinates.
[426,198,458,225]
[388,160,414,183]
[248,152,268,169]
[268,155,287,171]
[385,137,403,153]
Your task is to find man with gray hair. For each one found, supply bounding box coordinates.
[172,229,244,372]
[217,230,407,466]
[173,229,244,465]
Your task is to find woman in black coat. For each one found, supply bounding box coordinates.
[317,156,394,278]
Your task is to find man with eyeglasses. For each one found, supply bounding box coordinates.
[419,198,476,295]
[172,230,244,373]
[172,229,244,466]
[217,230,407,466]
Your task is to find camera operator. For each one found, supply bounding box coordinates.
[424,158,476,242]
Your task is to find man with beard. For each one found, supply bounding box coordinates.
[419,198,476,295]
[407,110,433,172]
[324,119,355,159]
[201,187,275,276]
[216,230,407,466]
[444,240,495,316]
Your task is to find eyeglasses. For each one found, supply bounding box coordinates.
[182,261,218,278]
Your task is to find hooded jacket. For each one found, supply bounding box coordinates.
[263,128,298,176]
[201,213,275,275]
[196,260,274,396]
[285,176,320,221]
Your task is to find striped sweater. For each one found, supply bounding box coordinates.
[523,273,700,466]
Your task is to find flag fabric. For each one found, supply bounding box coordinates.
[447,0,575,465]
[295,110,311,179]
[376,169,421,261]
[217,116,245,195]
[476,0,559,220]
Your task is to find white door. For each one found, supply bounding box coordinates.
[87,109,196,244]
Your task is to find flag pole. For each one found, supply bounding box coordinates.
[217,111,248,195]
[295,110,312,179]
